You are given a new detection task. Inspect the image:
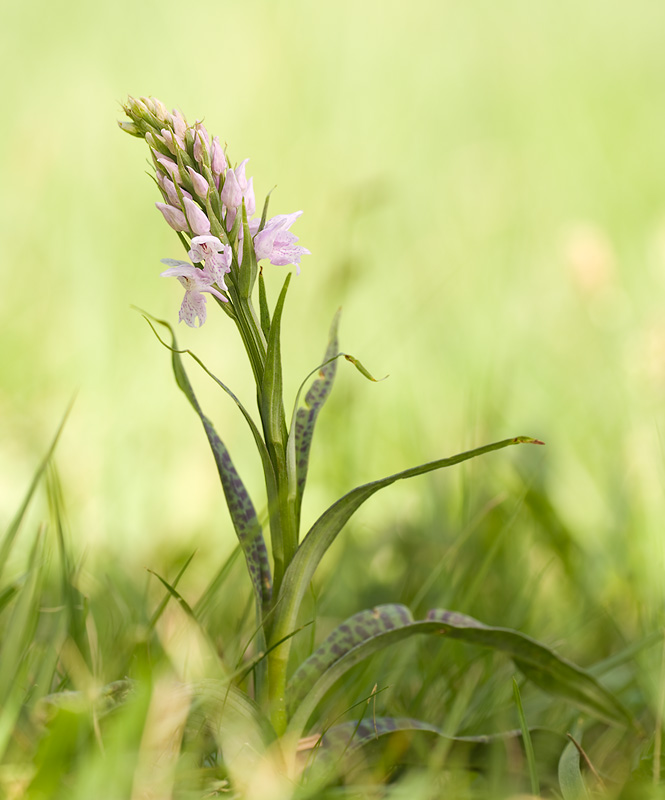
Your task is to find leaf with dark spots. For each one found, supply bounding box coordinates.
[292,309,340,516]
[142,314,272,612]
[286,604,634,738]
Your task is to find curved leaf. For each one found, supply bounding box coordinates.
[559,733,591,800]
[144,315,271,612]
[286,604,633,738]
[272,437,542,662]
[288,605,414,715]
[424,610,634,728]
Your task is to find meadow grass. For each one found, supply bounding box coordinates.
[0,410,661,798]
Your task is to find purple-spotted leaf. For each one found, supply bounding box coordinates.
[146,315,271,612]
[288,605,414,714]
[286,604,633,737]
[320,717,441,755]
[292,309,340,514]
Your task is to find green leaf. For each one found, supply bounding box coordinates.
[426,610,633,727]
[258,272,271,340]
[261,272,291,455]
[0,401,72,584]
[513,677,540,796]
[320,717,441,758]
[286,604,633,738]
[239,201,259,297]
[288,605,415,717]
[187,680,280,783]
[272,437,543,664]
[558,734,590,800]
[148,551,197,630]
[291,310,340,519]
[144,315,272,613]
[147,569,197,619]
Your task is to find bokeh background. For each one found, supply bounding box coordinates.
[2,0,665,610]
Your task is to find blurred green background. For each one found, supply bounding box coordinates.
[1,0,665,608]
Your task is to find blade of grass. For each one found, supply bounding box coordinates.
[513,676,540,796]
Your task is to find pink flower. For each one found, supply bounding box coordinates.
[253,211,310,273]
[188,235,232,287]
[160,259,228,327]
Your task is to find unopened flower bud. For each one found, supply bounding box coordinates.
[150,97,169,121]
[244,176,256,216]
[160,128,178,155]
[186,166,210,199]
[170,109,187,141]
[156,202,188,231]
[211,136,226,176]
[221,168,242,209]
[157,173,192,206]
[157,157,182,184]
[183,197,211,235]
[193,129,209,164]
[117,120,142,137]
[235,159,249,192]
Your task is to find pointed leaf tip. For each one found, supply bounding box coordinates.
[343,355,386,382]
[513,436,545,445]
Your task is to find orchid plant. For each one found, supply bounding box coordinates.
[119,96,633,787]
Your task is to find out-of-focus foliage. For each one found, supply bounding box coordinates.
[2,0,665,577]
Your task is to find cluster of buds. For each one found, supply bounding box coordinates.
[119,96,309,327]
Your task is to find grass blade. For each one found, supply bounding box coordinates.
[513,676,540,796]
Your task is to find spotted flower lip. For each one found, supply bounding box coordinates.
[188,235,232,285]
[160,259,228,327]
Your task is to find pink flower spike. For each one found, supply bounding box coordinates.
[211,136,226,176]
[186,167,210,199]
[221,168,242,209]
[183,197,211,235]
[188,235,232,288]
[160,259,228,327]
[156,202,188,231]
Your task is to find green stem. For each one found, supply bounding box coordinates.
[229,288,267,388]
